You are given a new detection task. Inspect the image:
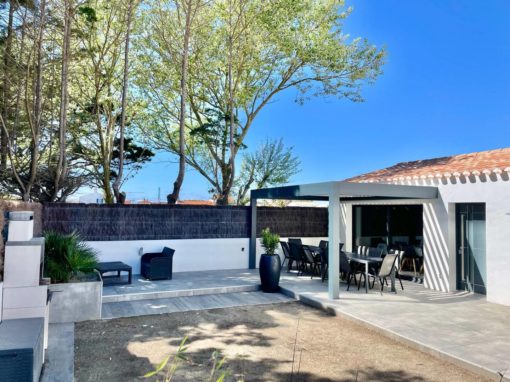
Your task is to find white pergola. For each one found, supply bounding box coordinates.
[249,181,438,299]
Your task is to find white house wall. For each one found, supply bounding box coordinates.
[432,175,510,306]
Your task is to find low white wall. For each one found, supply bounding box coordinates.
[87,237,327,275]
[88,238,250,274]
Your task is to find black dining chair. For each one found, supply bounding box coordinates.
[288,240,303,273]
[368,247,382,257]
[319,241,329,282]
[376,243,388,256]
[301,244,321,278]
[357,245,369,256]
[340,251,362,291]
[280,241,291,270]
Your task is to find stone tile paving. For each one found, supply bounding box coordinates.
[102,269,260,302]
[102,291,292,319]
[40,323,74,382]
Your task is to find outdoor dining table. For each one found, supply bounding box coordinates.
[346,252,396,293]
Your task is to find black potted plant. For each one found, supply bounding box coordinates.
[259,227,281,292]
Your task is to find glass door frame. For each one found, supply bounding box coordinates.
[455,203,487,294]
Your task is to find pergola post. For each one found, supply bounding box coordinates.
[249,195,257,269]
[328,194,340,299]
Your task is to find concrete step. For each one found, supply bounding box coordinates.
[102,284,260,303]
[101,291,292,319]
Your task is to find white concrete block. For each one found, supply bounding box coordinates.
[2,306,47,320]
[43,304,49,350]
[0,282,3,323]
[3,285,48,309]
[3,239,44,288]
[7,220,34,241]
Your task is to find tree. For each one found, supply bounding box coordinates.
[1,0,16,173]
[112,0,136,203]
[1,0,48,201]
[140,0,385,204]
[166,0,191,204]
[136,0,207,204]
[52,0,74,201]
[233,138,300,205]
[0,0,156,202]
[72,0,131,203]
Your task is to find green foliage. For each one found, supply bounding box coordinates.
[261,228,280,256]
[234,138,300,205]
[1,0,384,204]
[78,6,98,23]
[44,231,98,283]
[136,0,385,203]
[110,137,155,180]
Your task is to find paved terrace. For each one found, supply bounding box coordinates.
[103,269,510,380]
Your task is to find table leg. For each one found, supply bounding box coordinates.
[365,263,369,293]
[390,268,396,292]
[128,270,132,284]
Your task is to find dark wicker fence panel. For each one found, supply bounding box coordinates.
[257,207,327,238]
[42,204,327,241]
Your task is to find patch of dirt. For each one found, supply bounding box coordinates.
[75,301,490,382]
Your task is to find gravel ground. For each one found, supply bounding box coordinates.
[75,301,490,382]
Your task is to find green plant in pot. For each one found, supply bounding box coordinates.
[259,228,281,292]
[44,231,99,283]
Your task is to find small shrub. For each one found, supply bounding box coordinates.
[261,227,280,256]
[144,337,243,382]
[44,231,98,283]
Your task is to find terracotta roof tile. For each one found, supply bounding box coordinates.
[346,147,510,183]
[177,200,215,206]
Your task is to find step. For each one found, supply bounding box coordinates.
[101,291,292,319]
[102,284,260,303]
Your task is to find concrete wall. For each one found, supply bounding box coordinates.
[88,236,327,274]
[49,280,102,323]
[343,174,510,306]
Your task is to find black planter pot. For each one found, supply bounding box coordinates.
[259,254,281,293]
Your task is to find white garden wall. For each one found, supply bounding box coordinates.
[87,237,326,275]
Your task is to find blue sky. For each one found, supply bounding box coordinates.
[120,0,510,202]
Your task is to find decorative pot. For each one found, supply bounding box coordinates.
[259,254,281,292]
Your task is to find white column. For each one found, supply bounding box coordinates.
[328,194,340,299]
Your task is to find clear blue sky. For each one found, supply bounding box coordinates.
[121,0,510,202]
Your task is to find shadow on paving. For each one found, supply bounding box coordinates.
[74,302,485,382]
